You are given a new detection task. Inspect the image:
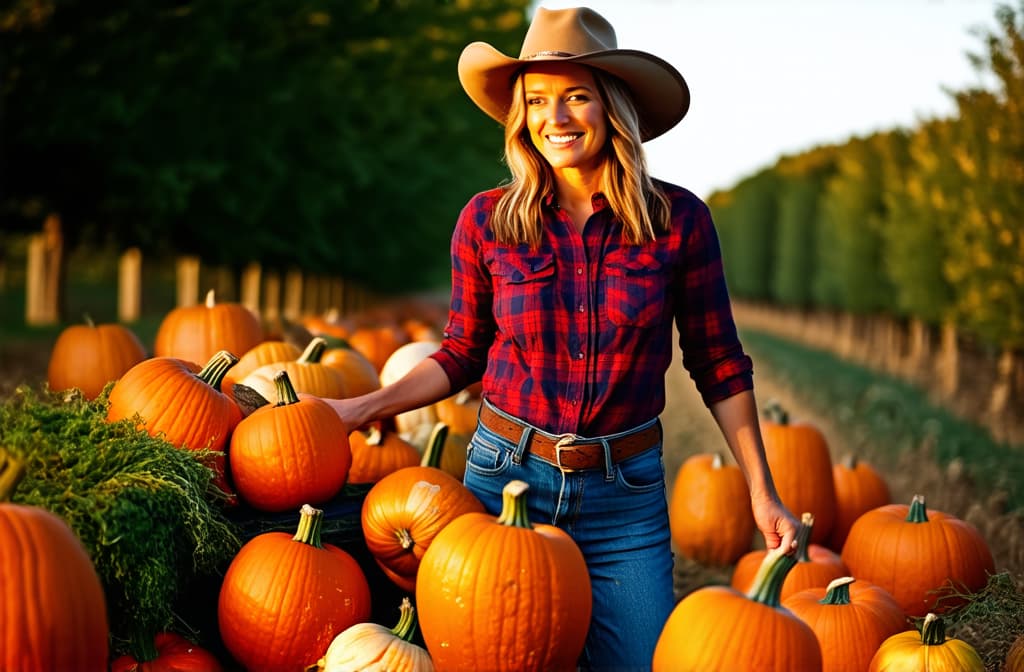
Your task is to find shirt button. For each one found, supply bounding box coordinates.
[576,352,584,360]
[576,267,583,275]
[578,303,585,313]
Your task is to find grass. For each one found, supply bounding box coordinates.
[740,328,1024,513]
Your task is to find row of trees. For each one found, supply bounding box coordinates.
[710,2,1024,353]
[2,0,531,293]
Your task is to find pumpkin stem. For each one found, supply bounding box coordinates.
[745,537,800,607]
[391,597,419,643]
[819,577,855,606]
[273,370,301,406]
[905,494,929,523]
[130,630,160,663]
[196,350,239,391]
[919,612,945,645]
[496,479,532,529]
[299,336,329,364]
[364,423,383,447]
[796,512,815,562]
[763,399,789,425]
[0,447,27,502]
[841,453,858,469]
[205,288,216,308]
[292,504,325,548]
[420,422,448,468]
[395,527,415,550]
[711,452,723,469]
[83,313,96,328]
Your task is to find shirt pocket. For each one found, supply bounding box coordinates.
[489,252,557,350]
[603,250,672,327]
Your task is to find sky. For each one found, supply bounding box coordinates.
[532,0,1005,198]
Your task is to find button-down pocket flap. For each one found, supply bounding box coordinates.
[493,254,556,283]
[606,251,664,277]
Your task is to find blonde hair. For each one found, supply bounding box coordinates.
[490,67,671,247]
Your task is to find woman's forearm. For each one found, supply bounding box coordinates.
[325,357,453,430]
[708,389,780,503]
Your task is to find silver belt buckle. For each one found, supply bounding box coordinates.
[554,433,581,472]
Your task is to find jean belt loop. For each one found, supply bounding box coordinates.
[512,426,530,466]
[600,439,614,481]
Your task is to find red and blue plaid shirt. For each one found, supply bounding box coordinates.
[429,180,753,436]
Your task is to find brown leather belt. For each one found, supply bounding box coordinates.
[478,404,662,471]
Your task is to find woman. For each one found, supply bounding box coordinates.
[327,6,799,670]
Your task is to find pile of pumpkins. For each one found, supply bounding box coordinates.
[12,291,1016,670]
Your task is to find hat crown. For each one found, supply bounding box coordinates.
[518,7,618,60]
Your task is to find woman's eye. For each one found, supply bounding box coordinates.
[527,97,543,106]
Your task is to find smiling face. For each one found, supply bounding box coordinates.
[522,62,609,177]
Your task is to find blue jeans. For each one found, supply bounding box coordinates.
[463,401,676,672]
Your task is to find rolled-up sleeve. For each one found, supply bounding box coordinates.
[429,194,497,393]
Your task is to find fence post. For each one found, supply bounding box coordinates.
[240,262,262,317]
[25,234,47,325]
[176,256,200,308]
[283,269,303,322]
[118,247,142,323]
[263,271,281,324]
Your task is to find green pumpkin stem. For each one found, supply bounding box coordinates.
[196,350,239,390]
[392,597,419,643]
[292,504,325,548]
[420,422,449,468]
[906,494,929,523]
[298,336,329,364]
[796,512,814,562]
[819,577,856,605]
[920,613,945,645]
[496,479,532,529]
[763,399,789,424]
[0,447,26,502]
[83,313,96,328]
[273,370,301,406]
[745,529,803,607]
[711,452,723,469]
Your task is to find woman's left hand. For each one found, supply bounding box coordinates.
[750,495,800,554]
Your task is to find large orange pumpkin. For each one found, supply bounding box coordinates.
[239,336,347,401]
[1005,633,1024,672]
[416,479,591,672]
[868,612,984,671]
[347,422,422,485]
[761,401,837,545]
[47,316,148,399]
[653,540,823,671]
[224,339,302,391]
[361,423,485,592]
[840,494,995,617]
[347,323,410,373]
[829,453,890,551]
[154,288,264,367]
[109,632,223,672]
[732,512,848,602]
[669,452,755,566]
[228,370,351,512]
[217,504,372,672]
[783,576,908,672]
[321,344,382,397]
[1,454,110,671]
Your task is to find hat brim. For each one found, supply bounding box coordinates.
[458,41,690,142]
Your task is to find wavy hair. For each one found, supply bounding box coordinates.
[489,66,671,247]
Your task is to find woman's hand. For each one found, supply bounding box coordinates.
[750,495,800,553]
[323,396,372,433]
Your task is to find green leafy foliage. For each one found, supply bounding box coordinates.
[0,384,242,658]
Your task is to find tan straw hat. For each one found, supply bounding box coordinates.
[458,6,689,142]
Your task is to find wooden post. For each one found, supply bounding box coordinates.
[214,266,235,301]
[329,278,345,315]
[176,256,201,308]
[25,234,47,325]
[263,271,281,324]
[303,275,321,317]
[240,262,262,317]
[283,269,303,321]
[118,247,143,323]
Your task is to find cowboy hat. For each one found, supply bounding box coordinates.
[458,6,689,142]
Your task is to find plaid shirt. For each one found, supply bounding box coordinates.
[429,180,753,436]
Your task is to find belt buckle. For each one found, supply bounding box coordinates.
[553,433,582,472]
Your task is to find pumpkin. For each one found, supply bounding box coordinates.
[432,385,481,480]
[840,494,995,617]
[868,612,984,671]
[347,422,422,485]
[416,479,591,672]
[225,339,302,391]
[217,503,372,672]
[361,423,485,592]
[154,288,264,367]
[761,401,837,545]
[107,350,242,453]
[1005,633,1024,672]
[321,344,382,397]
[379,340,442,440]
[829,453,890,551]
[109,632,223,672]
[0,452,110,671]
[732,512,848,602]
[306,597,433,672]
[47,315,147,399]
[783,577,908,672]
[228,370,352,512]
[669,452,754,566]
[240,336,348,401]
[653,537,823,671]
[347,323,411,372]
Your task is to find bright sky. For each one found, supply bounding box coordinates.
[532,0,1004,198]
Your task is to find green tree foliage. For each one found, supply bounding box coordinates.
[815,133,896,313]
[943,2,1024,347]
[709,169,777,301]
[771,148,836,307]
[2,0,531,291]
